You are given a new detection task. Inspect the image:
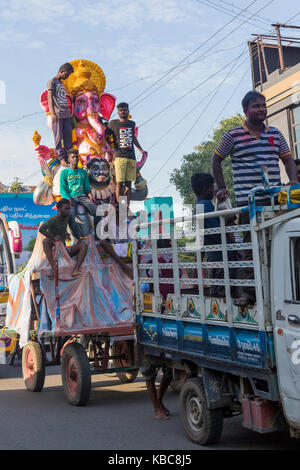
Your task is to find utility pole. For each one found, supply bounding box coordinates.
[272,23,286,70]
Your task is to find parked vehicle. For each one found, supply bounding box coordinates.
[133,184,300,445]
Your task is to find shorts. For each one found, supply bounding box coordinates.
[114,157,136,183]
[141,358,172,381]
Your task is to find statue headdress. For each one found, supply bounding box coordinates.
[63,59,106,97]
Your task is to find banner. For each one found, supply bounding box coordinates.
[0,193,55,248]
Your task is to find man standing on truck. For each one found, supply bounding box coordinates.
[211,90,298,306]
[39,198,87,278]
[47,63,74,164]
[108,102,147,206]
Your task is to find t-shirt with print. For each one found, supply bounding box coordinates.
[108,119,136,160]
[47,77,71,119]
[60,168,91,200]
[215,121,291,206]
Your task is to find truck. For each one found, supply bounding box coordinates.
[132,184,300,445]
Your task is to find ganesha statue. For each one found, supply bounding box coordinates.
[33,59,148,207]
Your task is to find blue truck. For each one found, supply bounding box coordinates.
[132,185,300,445]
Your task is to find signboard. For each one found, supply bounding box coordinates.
[0,193,54,248]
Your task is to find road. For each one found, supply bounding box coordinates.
[0,361,299,451]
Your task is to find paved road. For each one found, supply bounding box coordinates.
[0,361,299,451]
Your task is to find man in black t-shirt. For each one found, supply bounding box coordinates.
[108,102,147,206]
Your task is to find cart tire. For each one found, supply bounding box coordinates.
[112,340,139,383]
[61,342,91,406]
[180,377,223,445]
[22,341,45,392]
[170,369,186,393]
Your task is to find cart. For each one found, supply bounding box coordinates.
[5,235,139,406]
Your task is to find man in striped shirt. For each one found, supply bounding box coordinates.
[211,91,298,306]
[212,91,297,206]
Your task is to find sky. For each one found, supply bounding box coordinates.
[0,0,300,214]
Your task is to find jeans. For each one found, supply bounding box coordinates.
[52,117,73,162]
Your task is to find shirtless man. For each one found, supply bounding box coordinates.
[39,198,87,278]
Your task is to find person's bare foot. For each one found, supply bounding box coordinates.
[159,402,170,416]
[155,408,169,420]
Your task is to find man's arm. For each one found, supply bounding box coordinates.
[281,154,298,184]
[60,170,72,200]
[133,135,145,154]
[39,220,57,241]
[47,81,57,122]
[211,153,230,201]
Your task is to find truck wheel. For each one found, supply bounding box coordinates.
[112,340,139,383]
[61,342,91,406]
[22,341,45,392]
[170,370,186,393]
[180,378,223,445]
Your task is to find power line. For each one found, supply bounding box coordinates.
[132,0,273,118]
[0,111,44,127]
[200,0,270,27]
[147,50,246,186]
[126,0,259,111]
[107,42,245,93]
[219,0,273,24]
[139,52,248,129]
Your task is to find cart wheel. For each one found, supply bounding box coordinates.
[61,342,91,406]
[22,341,45,392]
[170,369,186,393]
[112,340,138,383]
[180,378,223,445]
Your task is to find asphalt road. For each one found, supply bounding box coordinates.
[0,360,299,451]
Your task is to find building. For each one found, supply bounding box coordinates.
[249,23,300,180]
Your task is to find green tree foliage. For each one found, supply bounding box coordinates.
[8,177,25,193]
[170,114,244,206]
[25,237,36,252]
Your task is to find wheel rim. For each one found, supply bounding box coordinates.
[24,348,35,385]
[186,393,204,432]
[66,356,79,396]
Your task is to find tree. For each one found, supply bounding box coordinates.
[170,114,244,206]
[25,237,36,252]
[8,177,26,193]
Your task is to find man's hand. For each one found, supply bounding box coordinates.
[88,193,96,203]
[60,159,67,167]
[65,233,71,242]
[54,235,62,242]
[51,113,58,122]
[287,180,299,186]
[216,188,230,201]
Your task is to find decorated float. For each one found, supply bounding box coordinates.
[4,60,147,405]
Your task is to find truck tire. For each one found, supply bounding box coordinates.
[22,341,45,392]
[180,377,223,445]
[61,342,91,406]
[112,340,139,383]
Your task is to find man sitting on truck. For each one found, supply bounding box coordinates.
[211,90,298,306]
[39,198,87,278]
[191,172,237,298]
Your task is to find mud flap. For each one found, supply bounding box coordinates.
[201,368,232,410]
